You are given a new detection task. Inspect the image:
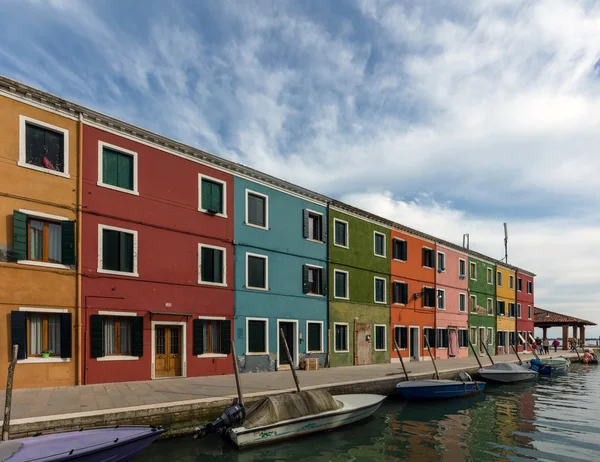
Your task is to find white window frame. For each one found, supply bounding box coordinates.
[17,307,70,364]
[373,231,386,258]
[509,274,514,290]
[497,271,503,287]
[458,328,468,349]
[422,246,434,269]
[528,305,532,319]
[392,238,406,262]
[470,262,477,280]
[374,324,387,351]
[198,173,227,218]
[458,292,467,312]
[333,218,349,249]
[488,327,494,345]
[246,317,269,355]
[436,328,448,349]
[195,315,227,359]
[487,298,494,316]
[437,288,445,310]
[305,264,324,297]
[97,141,139,196]
[333,269,349,300]
[306,320,324,353]
[527,281,533,294]
[97,310,141,361]
[517,303,522,318]
[393,279,407,306]
[393,325,407,350]
[497,300,505,316]
[97,224,139,277]
[305,209,324,243]
[469,294,477,312]
[437,251,446,272]
[245,252,268,291]
[333,322,349,352]
[150,320,187,379]
[458,258,466,278]
[487,267,493,285]
[198,244,227,287]
[245,189,269,230]
[19,115,70,178]
[374,277,387,304]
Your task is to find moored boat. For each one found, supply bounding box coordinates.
[539,357,570,373]
[479,363,538,383]
[395,371,485,400]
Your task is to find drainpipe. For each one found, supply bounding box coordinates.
[325,201,330,368]
[76,113,83,386]
[433,243,437,360]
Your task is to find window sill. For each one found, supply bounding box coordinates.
[246,352,268,356]
[97,355,140,362]
[392,258,406,263]
[307,350,324,354]
[393,303,406,307]
[306,293,324,297]
[333,296,349,301]
[374,300,387,305]
[198,281,228,287]
[18,357,70,364]
[18,260,71,270]
[97,268,139,278]
[97,181,139,196]
[245,223,269,231]
[374,254,387,259]
[18,161,70,178]
[305,238,324,244]
[246,286,269,291]
[198,208,227,219]
[197,353,228,358]
[334,350,349,353]
[333,243,349,249]
[374,349,387,352]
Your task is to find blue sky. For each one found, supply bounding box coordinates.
[2,0,600,336]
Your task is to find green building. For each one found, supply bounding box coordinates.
[467,255,497,356]
[328,204,391,367]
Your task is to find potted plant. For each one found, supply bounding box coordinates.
[41,349,53,358]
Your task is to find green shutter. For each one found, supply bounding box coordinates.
[213,249,223,283]
[102,230,119,271]
[11,311,27,360]
[103,149,119,187]
[61,221,76,266]
[60,313,72,358]
[120,232,134,273]
[211,181,223,213]
[221,320,231,354]
[90,315,104,358]
[248,320,266,353]
[131,316,144,357]
[302,209,309,238]
[117,151,133,190]
[193,319,204,355]
[302,265,310,294]
[201,179,213,211]
[12,211,27,261]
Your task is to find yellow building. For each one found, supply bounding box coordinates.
[0,85,80,388]
[495,264,516,354]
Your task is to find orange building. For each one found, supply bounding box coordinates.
[390,229,435,361]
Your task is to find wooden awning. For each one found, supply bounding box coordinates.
[534,307,596,328]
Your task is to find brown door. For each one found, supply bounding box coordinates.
[155,326,182,378]
[355,322,372,365]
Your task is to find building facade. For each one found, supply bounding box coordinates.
[0,90,79,388]
[467,256,497,356]
[329,206,390,367]
[516,270,535,351]
[390,229,436,362]
[496,264,517,355]
[233,177,328,372]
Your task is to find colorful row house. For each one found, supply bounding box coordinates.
[0,76,537,389]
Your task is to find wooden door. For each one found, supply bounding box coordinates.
[155,326,182,378]
[479,328,486,354]
[279,322,295,367]
[355,322,372,365]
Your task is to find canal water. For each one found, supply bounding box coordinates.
[134,363,600,461]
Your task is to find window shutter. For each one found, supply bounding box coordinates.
[422,248,426,266]
[393,283,399,303]
[321,216,327,243]
[400,327,408,349]
[193,319,204,355]
[90,315,104,358]
[131,316,144,357]
[60,313,72,358]
[61,220,76,266]
[302,209,309,238]
[321,269,328,296]
[302,265,311,294]
[12,211,27,261]
[10,311,27,360]
[401,283,408,304]
[401,241,407,260]
[221,320,231,354]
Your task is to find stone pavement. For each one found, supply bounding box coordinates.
[1,351,578,422]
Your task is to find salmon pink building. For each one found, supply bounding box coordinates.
[434,244,469,359]
[516,269,535,352]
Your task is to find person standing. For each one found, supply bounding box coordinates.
[552,338,560,353]
[542,337,549,355]
[536,337,543,354]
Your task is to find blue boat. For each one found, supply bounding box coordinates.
[396,372,485,400]
[528,359,553,375]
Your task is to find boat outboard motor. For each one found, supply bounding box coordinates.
[457,370,472,382]
[194,404,246,439]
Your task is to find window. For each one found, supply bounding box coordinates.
[303,265,324,296]
[517,277,523,292]
[487,328,494,345]
[246,253,268,290]
[202,320,224,354]
[99,225,137,276]
[527,281,533,294]
[487,268,493,285]
[423,287,436,308]
[99,142,138,195]
[393,281,409,305]
[470,327,477,345]
[509,275,514,290]
[333,219,348,248]
[459,259,466,278]
[436,329,449,348]
[307,322,323,352]
[437,289,445,310]
[334,270,349,299]
[19,116,69,176]
[199,175,226,216]
[509,332,517,347]
[247,319,268,353]
[304,210,324,242]
[437,252,445,272]
[28,312,62,357]
[394,326,408,349]
[422,248,434,268]
[89,313,142,359]
[469,295,477,312]
[487,298,494,315]
[517,303,522,318]
[374,232,386,257]
[459,293,466,312]
[509,303,516,318]
[497,271,503,287]
[246,190,268,229]
[374,325,386,351]
[198,245,226,285]
[423,327,435,348]
[528,305,532,319]
[458,330,468,348]
[334,323,349,352]
[28,218,62,263]
[374,277,386,303]
[497,331,506,347]
[497,300,506,316]
[469,262,477,280]
[393,238,407,261]
[103,317,132,356]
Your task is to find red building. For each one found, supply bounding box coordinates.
[516,270,535,352]
[81,124,234,384]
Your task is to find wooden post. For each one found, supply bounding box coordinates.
[573,345,582,362]
[531,346,541,361]
[2,345,18,441]
[280,328,301,393]
[423,335,440,380]
[394,340,410,382]
[480,337,495,365]
[510,343,522,364]
[230,339,244,407]
[469,340,483,369]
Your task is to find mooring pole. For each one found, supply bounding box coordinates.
[230,339,244,407]
[423,335,440,380]
[480,338,495,365]
[510,343,522,364]
[2,345,18,441]
[280,328,301,393]
[394,340,410,381]
[469,340,484,369]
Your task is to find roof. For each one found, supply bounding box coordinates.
[534,307,597,327]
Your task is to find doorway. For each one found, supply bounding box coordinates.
[479,327,486,354]
[409,327,420,361]
[154,325,182,378]
[355,322,372,366]
[278,320,297,369]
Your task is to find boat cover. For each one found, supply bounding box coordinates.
[0,441,23,461]
[485,363,530,372]
[241,390,342,429]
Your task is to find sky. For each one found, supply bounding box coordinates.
[1,0,599,338]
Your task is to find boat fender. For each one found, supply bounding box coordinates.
[194,404,246,439]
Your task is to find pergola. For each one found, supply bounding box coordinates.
[534,307,597,350]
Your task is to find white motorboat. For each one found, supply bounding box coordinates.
[539,357,570,372]
[479,363,538,383]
